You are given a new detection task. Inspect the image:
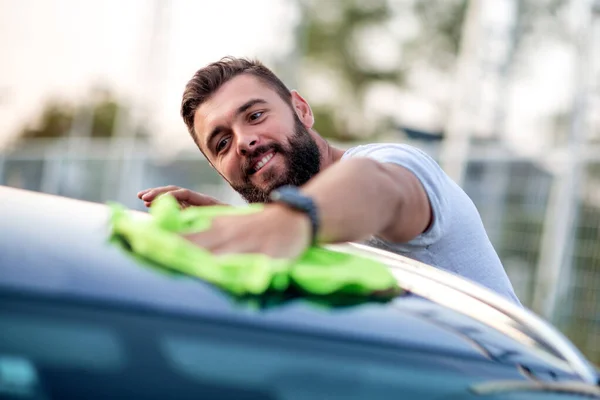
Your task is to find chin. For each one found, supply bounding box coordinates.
[259,170,288,191]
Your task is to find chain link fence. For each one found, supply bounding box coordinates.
[460,150,600,365]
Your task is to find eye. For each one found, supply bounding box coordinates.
[248,111,264,122]
[216,136,230,153]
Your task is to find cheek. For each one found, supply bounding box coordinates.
[261,120,294,144]
[219,155,243,182]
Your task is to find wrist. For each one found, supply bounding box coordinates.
[267,204,313,248]
[269,185,320,245]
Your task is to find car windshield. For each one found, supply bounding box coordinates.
[0,293,500,400]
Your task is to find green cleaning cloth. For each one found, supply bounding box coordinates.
[109,194,400,298]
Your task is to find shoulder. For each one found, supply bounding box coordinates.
[343,143,431,160]
[342,143,441,178]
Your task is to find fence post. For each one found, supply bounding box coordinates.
[439,0,481,185]
[532,0,595,320]
[0,154,4,185]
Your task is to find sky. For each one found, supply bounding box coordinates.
[0,0,588,156]
[0,0,298,153]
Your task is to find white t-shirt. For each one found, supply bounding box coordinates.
[343,143,522,305]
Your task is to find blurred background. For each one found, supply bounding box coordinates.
[0,0,598,364]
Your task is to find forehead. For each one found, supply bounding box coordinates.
[193,74,280,138]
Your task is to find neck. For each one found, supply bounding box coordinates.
[310,130,345,170]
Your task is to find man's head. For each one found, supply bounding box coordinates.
[181,57,321,203]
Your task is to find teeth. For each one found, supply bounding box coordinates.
[255,153,274,172]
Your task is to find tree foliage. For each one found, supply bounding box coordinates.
[303,0,404,100]
[17,87,148,141]
[296,0,573,141]
[298,0,468,141]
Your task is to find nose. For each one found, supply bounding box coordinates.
[236,132,260,156]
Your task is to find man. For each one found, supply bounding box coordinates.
[138,57,521,305]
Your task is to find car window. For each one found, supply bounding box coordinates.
[0,293,507,400]
[0,314,124,369]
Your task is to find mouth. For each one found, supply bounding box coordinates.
[249,151,275,175]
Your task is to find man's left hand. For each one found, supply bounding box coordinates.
[183,204,312,260]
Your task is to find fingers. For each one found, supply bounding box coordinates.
[138,185,181,202]
[137,187,165,199]
[138,186,199,208]
[137,188,151,199]
[169,188,193,204]
[138,186,226,208]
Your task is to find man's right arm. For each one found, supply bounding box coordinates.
[137,186,226,208]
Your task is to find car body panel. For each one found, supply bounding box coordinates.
[1,186,598,399]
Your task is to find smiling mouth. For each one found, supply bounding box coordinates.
[250,152,275,174]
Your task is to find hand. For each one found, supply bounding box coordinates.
[183,204,312,259]
[137,186,226,209]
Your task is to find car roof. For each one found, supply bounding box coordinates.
[0,185,595,385]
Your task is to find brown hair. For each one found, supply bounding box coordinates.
[181,56,292,146]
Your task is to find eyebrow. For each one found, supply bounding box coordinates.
[204,98,268,152]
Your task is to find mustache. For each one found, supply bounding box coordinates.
[242,143,284,176]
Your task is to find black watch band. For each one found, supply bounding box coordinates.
[269,186,320,245]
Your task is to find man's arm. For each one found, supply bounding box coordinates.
[183,155,433,259]
[300,157,432,244]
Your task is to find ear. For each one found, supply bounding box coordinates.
[291,90,314,129]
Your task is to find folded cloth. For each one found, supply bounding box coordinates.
[109,195,400,297]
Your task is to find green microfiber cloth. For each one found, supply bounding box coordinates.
[109,194,400,298]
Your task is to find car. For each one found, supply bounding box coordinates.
[0,185,599,400]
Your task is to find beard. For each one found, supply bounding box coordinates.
[230,115,321,203]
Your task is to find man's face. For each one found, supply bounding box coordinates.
[193,74,320,203]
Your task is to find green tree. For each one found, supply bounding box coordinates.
[19,100,75,140]
[17,87,148,141]
[293,0,571,142]
[295,0,468,141]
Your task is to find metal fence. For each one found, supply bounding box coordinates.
[452,146,600,365]
[1,137,599,365]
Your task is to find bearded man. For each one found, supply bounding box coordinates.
[138,57,521,305]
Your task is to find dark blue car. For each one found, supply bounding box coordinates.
[0,186,598,400]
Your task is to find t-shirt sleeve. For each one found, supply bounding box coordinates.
[342,143,453,247]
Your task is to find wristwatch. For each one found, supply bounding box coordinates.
[269,185,320,245]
